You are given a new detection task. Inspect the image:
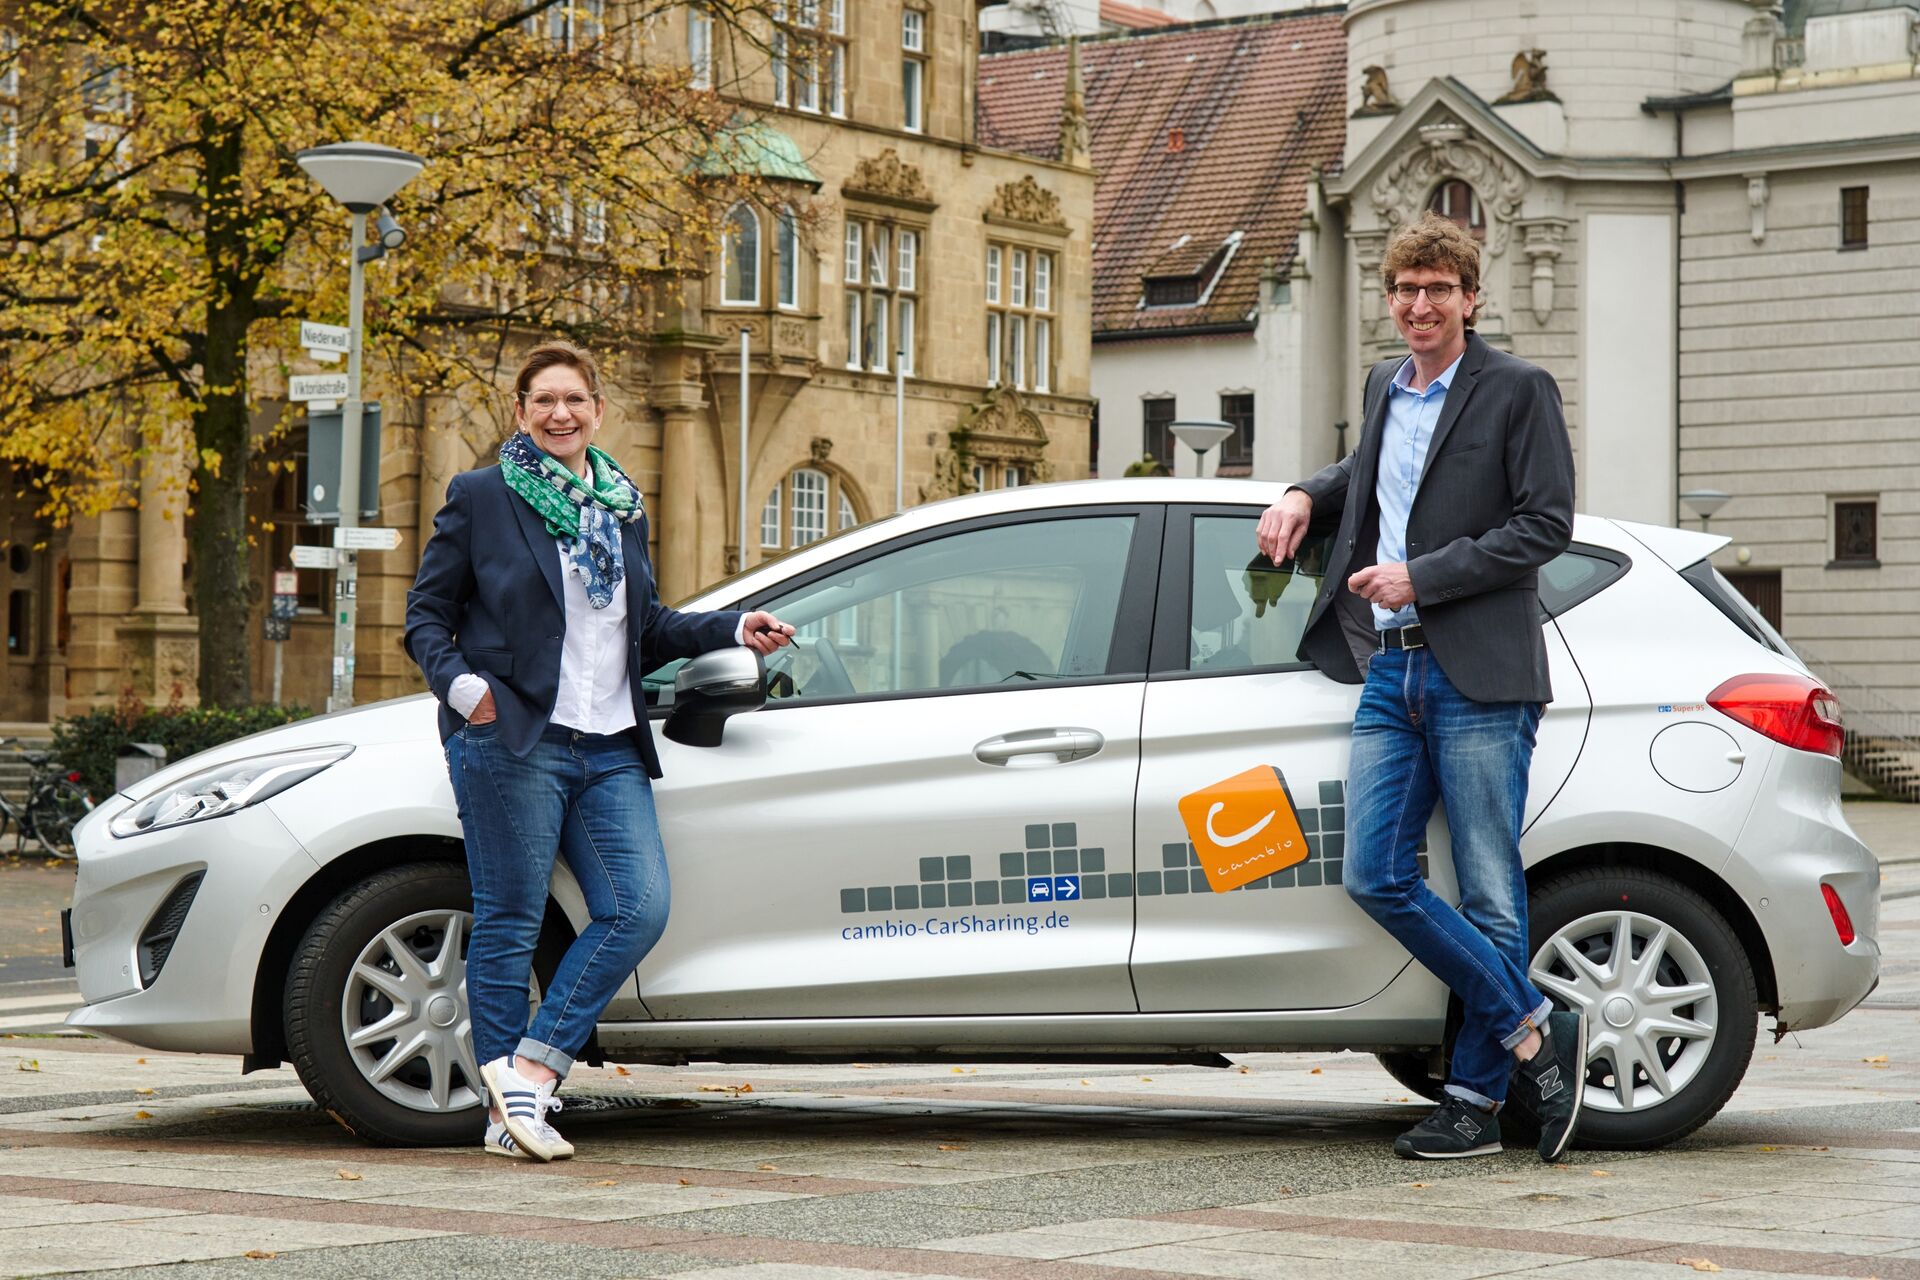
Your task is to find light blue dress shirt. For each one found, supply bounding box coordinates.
[1371,349,1465,630]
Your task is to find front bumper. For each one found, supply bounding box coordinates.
[65,800,320,1054]
[1722,752,1881,1032]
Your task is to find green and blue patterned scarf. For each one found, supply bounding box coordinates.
[499,432,643,609]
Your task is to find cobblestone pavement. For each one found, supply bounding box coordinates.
[0,803,1914,1279]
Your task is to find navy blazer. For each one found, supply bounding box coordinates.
[404,464,743,777]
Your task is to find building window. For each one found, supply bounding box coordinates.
[777,207,800,309]
[987,242,1055,391]
[761,466,863,557]
[845,214,922,374]
[529,0,604,48]
[776,0,846,116]
[0,29,17,98]
[721,203,759,305]
[1840,187,1868,250]
[1,107,15,176]
[1833,499,1877,565]
[1144,396,1176,471]
[689,5,713,88]
[902,10,927,132]
[1429,179,1485,240]
[581,196,607,246]
[1143,276,1199,307]
[1219,392,1254,467]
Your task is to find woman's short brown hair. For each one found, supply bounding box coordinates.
[1380,211,1482,329]
[513,340,604,402]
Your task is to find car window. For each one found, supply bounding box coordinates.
[1186,515,1332,675]
[656,515,1139,705]
[1539,547,1629,618]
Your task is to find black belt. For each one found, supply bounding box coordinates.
[1376,623,1426,651]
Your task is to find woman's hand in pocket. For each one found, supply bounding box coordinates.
[467,689,498,725]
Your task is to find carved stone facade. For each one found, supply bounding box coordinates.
[985,176,1068,230]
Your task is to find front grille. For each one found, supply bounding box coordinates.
[137,871,205,988]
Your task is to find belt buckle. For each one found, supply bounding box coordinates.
[1402,624,1425,650]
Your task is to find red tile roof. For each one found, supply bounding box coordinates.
[978,11,1347,337]
[1099,0,1180,29]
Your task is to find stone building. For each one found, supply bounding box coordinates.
[14,0,1096,721]
[982,0,1918,762]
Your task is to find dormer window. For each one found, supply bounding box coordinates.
[1140,233,1236,310]
[1143,276,1201,307]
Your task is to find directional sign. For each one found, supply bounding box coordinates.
[290,545,340,570]
[300,321,351,358]
[272,570,298,596]
[333,526,402,551]
[263,616,291,643]
[1052,875,1080,901]
[289,373,350,402]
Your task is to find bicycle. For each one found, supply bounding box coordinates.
[0,737,96,859]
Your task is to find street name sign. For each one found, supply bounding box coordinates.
[300,321,350,364]
[333,526,402,551]
[289,373,350,403]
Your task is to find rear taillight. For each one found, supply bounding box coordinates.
[1707,673,1844,758]
[1821,884,1856,946]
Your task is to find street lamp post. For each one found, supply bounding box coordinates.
[1169,419,1236,478]
[1680,488,1732,535]
[295,142,425,711]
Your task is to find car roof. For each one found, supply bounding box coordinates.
[686,478,1695,607]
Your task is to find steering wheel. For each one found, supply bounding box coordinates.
[807,634,857,698]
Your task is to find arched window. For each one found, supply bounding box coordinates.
[1428,180,1485,241]
[721,203,760,305]
[759,465,864,559]
[777,206,801,310]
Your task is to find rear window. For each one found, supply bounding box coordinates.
[1539,547,1629,618]
[1680,560,1796,658]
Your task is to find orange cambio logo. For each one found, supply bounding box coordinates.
[1177,765,1310,893]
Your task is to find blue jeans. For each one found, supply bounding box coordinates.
[446,722,671,1077]
[1345,646,1551,1109]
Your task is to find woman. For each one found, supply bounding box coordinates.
[405,340,792,1162]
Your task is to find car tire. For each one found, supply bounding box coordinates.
[284,863,561,1147]
[1373,1051,1447,1103]
[1513,867,1758,1152]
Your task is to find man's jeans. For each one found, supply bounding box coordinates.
[447,722,671,1077]
[1345,646,1552,1108]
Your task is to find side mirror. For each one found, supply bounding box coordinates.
[662,647,767,747]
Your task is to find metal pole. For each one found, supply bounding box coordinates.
[737,327,749,571]
[894,353,905,513]
[330,209,367,713]
[273,642,284,708]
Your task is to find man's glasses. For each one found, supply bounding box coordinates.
[522,391,597,416]
[1390,282,1460,304]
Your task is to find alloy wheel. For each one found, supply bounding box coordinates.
[1529,909,1718,1114]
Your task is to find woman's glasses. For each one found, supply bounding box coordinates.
[522,391,597,416]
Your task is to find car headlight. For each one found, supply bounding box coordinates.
[108,745,355,839]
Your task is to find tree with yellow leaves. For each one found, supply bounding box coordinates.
[0,0,776,706]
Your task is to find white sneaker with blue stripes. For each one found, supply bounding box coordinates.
[480,1057,574,1162]
[484,1120,529,1159]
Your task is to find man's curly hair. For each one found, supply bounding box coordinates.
[1380,211,1482,329]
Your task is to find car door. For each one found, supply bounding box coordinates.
[636,505,1161,1020]
[1128,504,1591,1013]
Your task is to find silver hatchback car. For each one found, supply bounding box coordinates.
[63,480,1881,1150]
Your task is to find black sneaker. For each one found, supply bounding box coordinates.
[1515,1008,1587,1162]
[1393,1096,1502,1160]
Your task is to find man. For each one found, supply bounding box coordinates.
[1256,211,1582,1161]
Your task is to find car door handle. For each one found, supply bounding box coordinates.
[973,728,1104,766]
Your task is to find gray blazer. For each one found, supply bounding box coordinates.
[1294,331,1575,704]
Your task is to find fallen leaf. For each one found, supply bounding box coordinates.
[134,1111,152,1119]
[1677,1260,1722,1274]
[16,1060,39,1072]
[676,1178,692,1186]
[756,1163,777,1171]
[1309,1068,1322,1075]
[1141,1076,1153,1082]
[1759,1145,1779,1152]
[937,1143,967,1152]
[614,1065,631,1076]
[1591,1170,1612,1177]
[244,1250,278,1260]
[135,1058,146,1065]
[738,1083,753,1093]
[1409,1181,1430,1188]
[134,1088,154,1096]
[1079,1079,1092,1086]
[595,1179,616,1186]
[1863,1055,1889,1064]
[1238,1066,1250,1074]
[336,1169,363,1181]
